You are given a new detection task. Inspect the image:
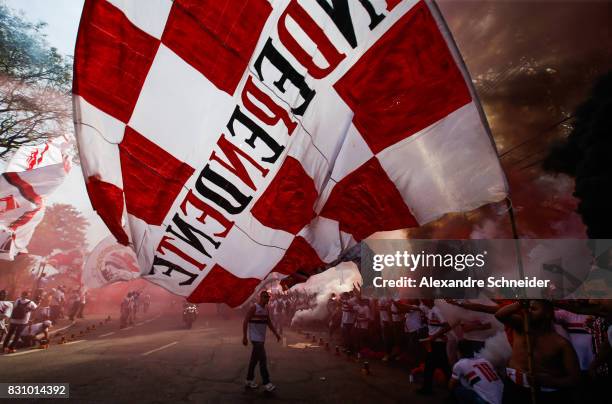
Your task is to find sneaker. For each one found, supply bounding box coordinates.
[245,380,258,389]
[264,383,276,392]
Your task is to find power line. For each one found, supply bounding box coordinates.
[498,115,574,159]
[505,147,548,169]
[517,158,547,171]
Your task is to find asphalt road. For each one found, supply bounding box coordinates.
[0,312,448,403]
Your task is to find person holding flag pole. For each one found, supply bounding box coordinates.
[507,199,538,404]
[496,199,580,404]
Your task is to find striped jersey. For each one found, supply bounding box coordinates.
[378,297,390,323]
[341,297,357,325]
[354,304,370,329]
[452,358,502,404]
[248,303,269,342]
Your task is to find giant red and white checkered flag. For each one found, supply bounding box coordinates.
[73,0,507,306]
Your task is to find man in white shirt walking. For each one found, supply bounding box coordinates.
[243,291,280,392]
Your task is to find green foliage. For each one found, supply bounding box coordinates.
[0,3,73,159]
[0,3,71,88]
[0,252,35,298]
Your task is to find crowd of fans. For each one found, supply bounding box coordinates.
[0,285,87,353]
[4,275,612,403]
[119,290,150,329]
[265,289,318,336]
[1,285,154,351]
[261,285,612,404]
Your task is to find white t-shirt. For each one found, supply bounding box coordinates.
[355,305,371,329]
[554,309,593,370]
[452,357,503,404]
[422,305,447,340]
[341,297,357,325]
[22,322,51,337]
[10,298,38,325]
[404,310,422,333]
[51,289,64,306]
[0,301,13,318]
[248,303,269,342]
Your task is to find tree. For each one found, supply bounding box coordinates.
[544,71,612,239]
[0,252,35,298]
[28,203,89,257]
[0,3,72,159]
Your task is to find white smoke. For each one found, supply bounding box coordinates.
[290,262,362,326]
[478,331,513,370]
[435,299,507,366]
[470,219,505,239]
[436,299,504,336]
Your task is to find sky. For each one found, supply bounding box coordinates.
[4,0,83,56]
[3,0,612,249]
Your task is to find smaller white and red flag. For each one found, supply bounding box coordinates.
[1,139,72,260]
[6,137,70,172]
[82,235,141,289]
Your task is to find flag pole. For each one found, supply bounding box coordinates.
[431,0,536,397]
[505,197,537,404]
[32,258,46,297]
